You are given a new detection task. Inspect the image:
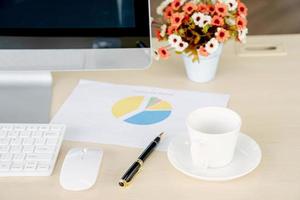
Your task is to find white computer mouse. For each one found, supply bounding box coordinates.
[59,148,103,191]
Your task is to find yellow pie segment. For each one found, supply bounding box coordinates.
[147,101,172,110]
[112,96,144,118]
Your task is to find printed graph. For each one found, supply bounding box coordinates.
[112,96,172,125]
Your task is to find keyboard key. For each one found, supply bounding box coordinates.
[7,130,19,138]
[39,126,49,131]
[50,125,63,131]
[45,131,59,138]
[23,138,35,145]
[10,145,22,153]
[35,138,46,146]
[1,153,13,161]
[14,125,26,131]
[0,130,7,138]
[2,125,13,131]
[0,145,10,153]
[20,131,31,138]
[46,138,58,146]
[26,153,52,161]
[11,138,22,146]
[23,145,35,153]
[32,131,43,138]
[24,161,37,171]
[26,126,38,131]
[0,138,10,145]
[13,153,25,161]
[0,162,11,171]
[35,146,55,153]
[37,162,50,171]
[11,162,24,171]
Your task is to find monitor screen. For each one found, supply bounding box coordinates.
[0,0,135,29]
[0,0,150,49]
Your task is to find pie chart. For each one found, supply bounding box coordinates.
[112,96,172,125]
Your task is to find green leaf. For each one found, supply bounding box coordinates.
[202,24,210,34]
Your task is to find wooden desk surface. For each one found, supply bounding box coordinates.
[1,35,300,200]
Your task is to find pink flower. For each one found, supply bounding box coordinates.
[215,27,230,42]
[238,2,248,17]
[236,16,247,30]
[158,47,170,59]
[167,25,177,35]
[171,0,181,11]
[164,6,173,20]
[211,15,224,26]
[197,3,208,14]
[170,12,185,28]
[215,2,227,17]
[183,2,197,15]
[198,46,209,56]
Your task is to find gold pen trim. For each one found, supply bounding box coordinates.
[136,159,144,166]
[119,159,143,187]
[119,179,129,187]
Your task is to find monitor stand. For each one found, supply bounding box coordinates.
[0,72,52,123]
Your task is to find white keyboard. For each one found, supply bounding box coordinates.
[0,124,65,176]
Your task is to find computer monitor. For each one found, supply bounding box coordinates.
[0,0,151,123]
[0,0,152,70]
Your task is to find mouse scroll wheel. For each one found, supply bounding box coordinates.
[83,148,88,153]
[80,148,88,160]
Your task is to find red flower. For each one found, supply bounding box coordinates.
[164,6,173,20]
[197,3,208,14]
[215,2,227,17]
[170,12,185,28]
[236,16,247,30]
[155,29,163,41]
[183,2,197,15]
[211,15,224,26]
[238,2,248,16]
[171,0,181,11]
[158,47,170,60]
[167,25,177,35]
[208,5,215,15]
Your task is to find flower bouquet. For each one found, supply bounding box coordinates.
[153,0,248,82]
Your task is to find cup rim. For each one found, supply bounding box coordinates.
[186,106,241,136]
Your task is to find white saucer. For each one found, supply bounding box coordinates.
[167,133,262,181]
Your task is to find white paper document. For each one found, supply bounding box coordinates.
[52,80,230,150]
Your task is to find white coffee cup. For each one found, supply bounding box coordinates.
[186,107,241,169]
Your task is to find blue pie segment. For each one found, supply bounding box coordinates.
[124,110,171,125]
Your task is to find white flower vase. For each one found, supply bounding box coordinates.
[182,45,223,83]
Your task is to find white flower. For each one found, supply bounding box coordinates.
[156,0,173,15]
[181,0,188,4]
[238,28,248,43]
[175,41,188,52]
[225,17,236,26]
[160,24,167,38]
[219,0,238,11]
[205,38,219,54]
[150,17,154,24]
[168,34,182,48]
[192,12,211,28]
[156,6,164,16]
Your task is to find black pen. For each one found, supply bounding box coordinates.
[119,132,165,187]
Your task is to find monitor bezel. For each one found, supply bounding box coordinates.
[0,0,150,37]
